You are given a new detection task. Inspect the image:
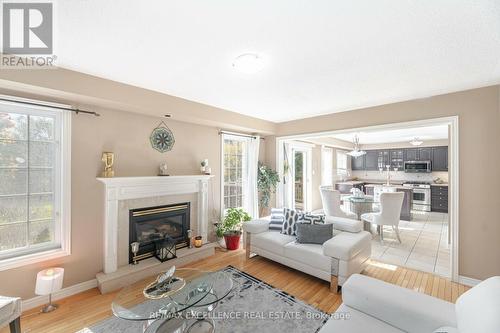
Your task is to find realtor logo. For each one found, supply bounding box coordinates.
[2,2,53,54]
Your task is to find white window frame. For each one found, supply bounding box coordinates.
[220,133,249,215]
[321,146,334,186]
[0,97,71,271]
[336,149,350,176]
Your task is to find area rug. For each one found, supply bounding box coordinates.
[79,266,328,333]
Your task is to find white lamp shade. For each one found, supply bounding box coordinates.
[35,268,64,295]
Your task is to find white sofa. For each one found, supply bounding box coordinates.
[319,273,500,333]
[243,216,371,291]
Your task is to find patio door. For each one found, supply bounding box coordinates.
[290,145,312,211]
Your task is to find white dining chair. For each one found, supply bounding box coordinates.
[361,192,404,243]
[319,186,358,220]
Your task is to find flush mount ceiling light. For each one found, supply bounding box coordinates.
[347,134,366,157]
[410,137,424,146]
[232,53,265,74]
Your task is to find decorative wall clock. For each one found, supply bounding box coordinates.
[150,121,175,153]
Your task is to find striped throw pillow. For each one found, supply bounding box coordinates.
[269,208,284,231]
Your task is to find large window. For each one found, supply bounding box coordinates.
[0,99,70,269]
[222,134,248,210]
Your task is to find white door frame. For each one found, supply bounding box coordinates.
[275,116,460,282]
[281,141,313,212]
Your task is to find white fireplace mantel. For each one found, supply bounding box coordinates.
[97,175,214,274]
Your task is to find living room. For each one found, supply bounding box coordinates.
[0,1,499,333]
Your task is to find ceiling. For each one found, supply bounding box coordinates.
[57,1,500,122]
[328,124,449,144]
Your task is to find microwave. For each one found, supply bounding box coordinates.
[404,161,432,173]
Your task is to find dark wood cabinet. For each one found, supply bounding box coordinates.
[350,146,448,172]
[418,147,432,161]
[377,150,390,169]
[431,185,448,213]
[364,150,379,170]
[351,155,365,170]
[432,146,448,171]
[405,148,418,161]
[397,188,413,221]
[365,186,374,196]
[390,149,404,170]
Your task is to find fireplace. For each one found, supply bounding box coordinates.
[129,202,190,264]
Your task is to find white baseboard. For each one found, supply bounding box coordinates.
[22,279,97,311]
[458,275,481,287]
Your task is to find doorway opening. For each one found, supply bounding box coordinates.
[275,117,459,282]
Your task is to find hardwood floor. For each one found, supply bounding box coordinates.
[3,248,470,333]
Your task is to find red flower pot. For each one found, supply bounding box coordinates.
[224,233,241,250]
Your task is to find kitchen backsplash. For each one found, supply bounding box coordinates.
[350,170,448,183]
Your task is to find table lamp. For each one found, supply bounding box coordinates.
[35,267,64,313]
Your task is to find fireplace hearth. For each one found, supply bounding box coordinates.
[129,202,190,264]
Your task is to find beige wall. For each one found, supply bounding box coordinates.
[0,104,267,300]
[275,86,500,280]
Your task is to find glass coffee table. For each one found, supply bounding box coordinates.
[112,268,234,332]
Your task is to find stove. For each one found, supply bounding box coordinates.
[402,182,431,211]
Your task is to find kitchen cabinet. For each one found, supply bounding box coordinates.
[397,188,413,221]
[365,186,374,196]
[432,146,448,171]
[390,149,404,170]
[351,146,448,172]
[405,147,432,161]
[418,148,432,161]
[431,185,448,213]
[364,150,379,170]
[405,148,418,161]
[377,150,390,169]
[351,155,365,170]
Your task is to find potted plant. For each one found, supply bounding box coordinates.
[216,208,251,250]
[257,162,280,216]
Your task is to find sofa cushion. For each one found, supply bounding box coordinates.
[0,296,21,324]
[282,208,303,235]
[296,223,333,245]
[325,216,363,233]
[243,218,270,234]
[283,241,331,272]
[323,231,371,260]
[342,274,456,333]
[251,231,295,256]
[318,304,404,333]
[455,276,500,333]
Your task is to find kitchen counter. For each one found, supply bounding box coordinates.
[431,183,448,186]
[335,181,366,186]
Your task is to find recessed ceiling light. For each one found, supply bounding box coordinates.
[232,53,265,74]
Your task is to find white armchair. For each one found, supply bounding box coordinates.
[361,192,404,243]
[320,186,358,220]
[320,274,500,333]
[0,296,21,333]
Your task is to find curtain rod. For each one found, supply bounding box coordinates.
[0,97,100,117]
[219,130,264,140]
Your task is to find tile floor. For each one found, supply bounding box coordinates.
[369,211,451,277]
